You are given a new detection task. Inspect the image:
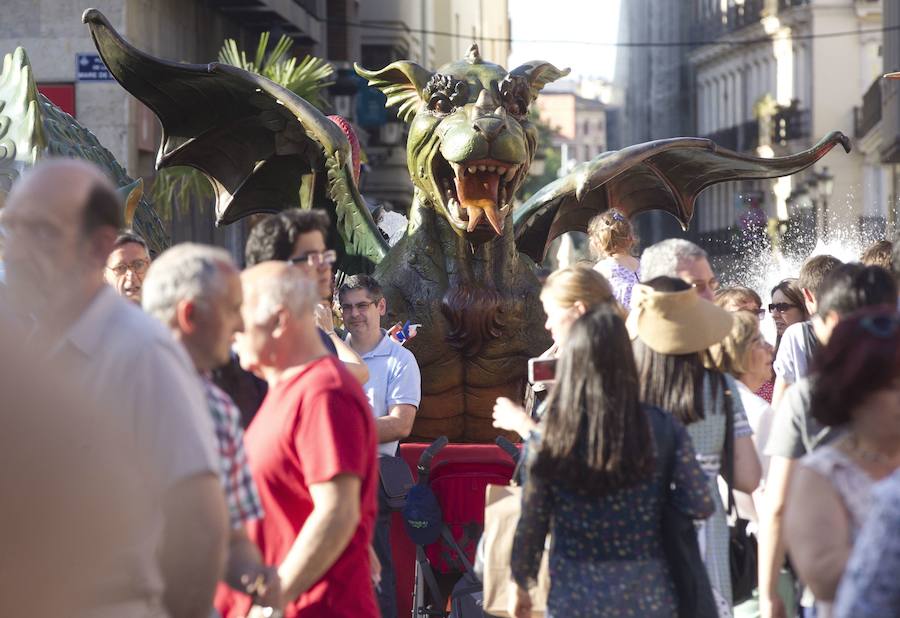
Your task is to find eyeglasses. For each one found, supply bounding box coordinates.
[289,250,337,268]
[340,300,377,314]
[691,278,720,294]
[859,314,900,338]
[107,259,150,278]
[768,302,798,314]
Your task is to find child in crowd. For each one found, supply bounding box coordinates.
[588,209,640,309]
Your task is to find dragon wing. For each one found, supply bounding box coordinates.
[514,132,851,263]
[0,46,168,253]
[83,9,388,274]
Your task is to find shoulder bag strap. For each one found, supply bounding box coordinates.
[720,373,736,515]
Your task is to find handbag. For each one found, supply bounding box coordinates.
[720,375,759,605]
[654,409,719,618]
[378,453,415,512]
[481,484,550,617]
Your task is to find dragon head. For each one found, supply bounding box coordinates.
[356,46,568,243]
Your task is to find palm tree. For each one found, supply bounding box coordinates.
[150,33,334,221]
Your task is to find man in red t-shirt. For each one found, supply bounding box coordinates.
[217,261,378,618]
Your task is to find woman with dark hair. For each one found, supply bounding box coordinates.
[784,307,900,617]
[510,306,714,617]
[631,277,762,615]
[769,278,809,352]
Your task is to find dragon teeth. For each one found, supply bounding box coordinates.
[477,165,486,172]
[468,166,477,174]
[504,166,517,182]
[487,166,496,173]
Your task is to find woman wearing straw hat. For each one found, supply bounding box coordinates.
[629,277,763,617]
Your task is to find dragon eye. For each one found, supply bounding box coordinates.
[428,95,453,114]
[423,73,469,115]
[500,76,531,117]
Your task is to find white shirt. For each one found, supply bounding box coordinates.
[727,380,774,530]
[772,321,815,383]
[351,331,421,456]
[47,286,218,617]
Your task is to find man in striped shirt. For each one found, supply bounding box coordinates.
[142,243,282,612]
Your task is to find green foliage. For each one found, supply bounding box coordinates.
[519,108,562,201]
[151,33,335,221]
[218,32,334,110]
[149,164,214,223]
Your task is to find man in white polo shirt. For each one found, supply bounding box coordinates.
[340,274,421,618]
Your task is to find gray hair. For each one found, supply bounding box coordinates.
[639,239,708,281]
[142,243,236,325]
[249,267,319,325]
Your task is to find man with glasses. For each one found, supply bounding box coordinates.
[639,238,719,302]
[757,263,896,618]
[244,210,368,383]
[339,274,421,618]
[104,230,151,304]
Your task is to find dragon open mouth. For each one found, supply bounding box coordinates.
[434,157,521,236]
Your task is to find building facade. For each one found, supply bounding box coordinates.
[691,0,884,243]
[534,87,607,174]
[874,0,900,237]
[618,0,888,249]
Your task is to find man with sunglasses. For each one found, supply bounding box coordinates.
[104,230,151,304]
[758,264,897,618]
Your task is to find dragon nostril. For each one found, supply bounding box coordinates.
[473,117,505,141]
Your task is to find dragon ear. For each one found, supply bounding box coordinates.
[354,61,434,123]
[508,61,571,101]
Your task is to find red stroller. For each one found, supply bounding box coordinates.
[393,437,520,617]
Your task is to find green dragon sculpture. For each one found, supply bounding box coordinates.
[83,9,850,441]
[0,47,168,254]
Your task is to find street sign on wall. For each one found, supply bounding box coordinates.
[76,53,113,81]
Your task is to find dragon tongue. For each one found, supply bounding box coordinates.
[454,171,503,235]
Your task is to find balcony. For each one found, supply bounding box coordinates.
[778,0,810,11]
[854,77,882,138]
[772,101,810,145]
[693,0,765,42]
[703,119,760,153]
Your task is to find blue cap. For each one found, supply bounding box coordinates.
[402,484,443,546]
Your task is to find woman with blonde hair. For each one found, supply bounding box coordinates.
[589,209,640,308]
[492,263,618,438]
[707,311,795,617]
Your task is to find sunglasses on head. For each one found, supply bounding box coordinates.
[768,302,797,313]
[859,314,900,338]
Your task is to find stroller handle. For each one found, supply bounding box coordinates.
[494,436,521,464]
[416,435,449,483]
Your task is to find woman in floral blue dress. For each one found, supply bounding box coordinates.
[510,306,714,618]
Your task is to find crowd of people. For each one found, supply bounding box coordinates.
[0,157,898,618]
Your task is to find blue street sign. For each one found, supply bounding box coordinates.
[76,53,113,81]
[356,75,388,128]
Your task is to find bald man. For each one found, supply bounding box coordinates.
[215,262,378,618]
[1,159,228,618]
